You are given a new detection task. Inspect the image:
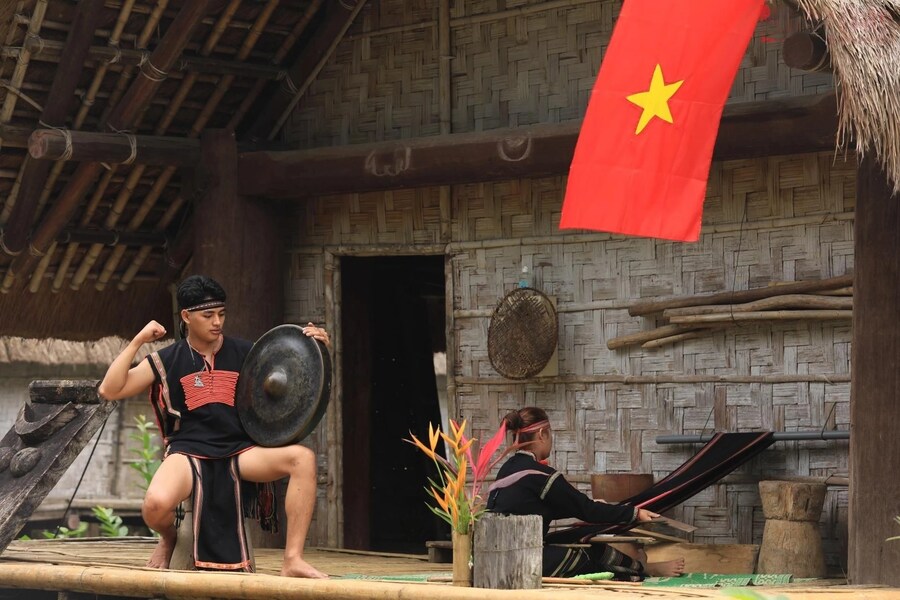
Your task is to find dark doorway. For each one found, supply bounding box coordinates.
[341,256,448,552]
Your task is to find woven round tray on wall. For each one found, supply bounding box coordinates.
[487,288,558,380]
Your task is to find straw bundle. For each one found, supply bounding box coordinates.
[794,0,900,194]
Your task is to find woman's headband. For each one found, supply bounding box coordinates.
[517,419,550,434]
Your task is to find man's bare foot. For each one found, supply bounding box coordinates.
[645,558,686,577]
[281,556,329,579]
[146,537,175,569]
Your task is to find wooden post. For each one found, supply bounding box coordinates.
[849,157,900,585]
[194,129,284,342]
[757,481,827,578]
[473,514,542,589]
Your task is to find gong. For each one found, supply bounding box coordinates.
[236,324,332,447]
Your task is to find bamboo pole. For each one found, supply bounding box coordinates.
[668,310,853,324]
[15,35,286,80]
[37,0,137,292]
[52,169,115,292]
[28,129,201,165]
[641,329,713,349]
[266,0,370,141]
[2,1,208,293]
[0,0,48,240]
[628,274,855,316]
[117,0,284,291]
[607,324,704,350]
[0,563,893,599]
[1,0,106,256]
[662,294,853,317]
[453,373,851,385]
[227,0,324,132]
[73,0,243,292]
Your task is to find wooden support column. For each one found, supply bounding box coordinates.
[849,156,900,585]
[194,129,283,341]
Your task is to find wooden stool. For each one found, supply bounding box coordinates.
[169,497,256,571]
[757,480,826,577]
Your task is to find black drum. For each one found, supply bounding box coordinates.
[236,324,332,447]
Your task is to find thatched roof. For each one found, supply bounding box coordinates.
[794,0,900,193]
[0,335,169,366]
[0,0,341,340]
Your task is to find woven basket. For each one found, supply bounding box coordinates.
[487,288,558,380]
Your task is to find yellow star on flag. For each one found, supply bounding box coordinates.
[626,64,684,135]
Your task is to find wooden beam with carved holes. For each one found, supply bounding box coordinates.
[238,93,838,198]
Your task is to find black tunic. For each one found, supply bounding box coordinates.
[147,336,254,459]
[487,452,643,579]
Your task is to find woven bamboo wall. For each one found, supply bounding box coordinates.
[285,0,833,147]
[287,151,856,572]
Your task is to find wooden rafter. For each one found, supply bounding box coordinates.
[9,35,286,80]
[0,1,211,293]
[242,0,368,142]
[0,0,105,256]
[238,93,839,198]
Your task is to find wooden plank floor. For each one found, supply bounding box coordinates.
[0,539,898,600]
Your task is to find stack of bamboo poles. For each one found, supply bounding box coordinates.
[608,274,853,350]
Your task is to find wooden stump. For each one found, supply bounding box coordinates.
[473,513,542,589]
[757,481,826,577]
[590,473,654,502]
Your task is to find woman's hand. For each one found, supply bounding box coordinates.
[636,508,661,522]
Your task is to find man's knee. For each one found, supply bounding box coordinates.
[289,445,316,477]
[142,489,178,524]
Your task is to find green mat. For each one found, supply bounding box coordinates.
[643,573,793,587]
[338,572,449,582]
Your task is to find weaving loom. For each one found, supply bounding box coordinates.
[545,432,775,544]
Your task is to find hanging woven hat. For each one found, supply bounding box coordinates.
[487,288,558,379]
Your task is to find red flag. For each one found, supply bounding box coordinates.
[560,0,765,242]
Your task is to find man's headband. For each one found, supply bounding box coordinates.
[517,419,550,434]
[184,300,225,312]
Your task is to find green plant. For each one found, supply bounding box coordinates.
[130,415,162,490]
[887,515,900,542]
[40,522,88,539]
[92,505,129,537]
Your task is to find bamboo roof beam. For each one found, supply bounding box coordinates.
[52,169,117,293]
[98,0,171,126]
[0,0,48,230]
[238,93,839,198]
[9,35,287,80]
[227,0,323,132]
[34,0,139,293]
[1,1,211,294]
[114,0,283,292]
[243,0,368,142]
[28,129,201,166]
[0,0,107,257]
[0,0,47,130]
[75,0,242,292]
[56,227,167,248]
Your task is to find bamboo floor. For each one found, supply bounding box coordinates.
[0,538,898,600]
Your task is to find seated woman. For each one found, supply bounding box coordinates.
[487,407,685,581]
